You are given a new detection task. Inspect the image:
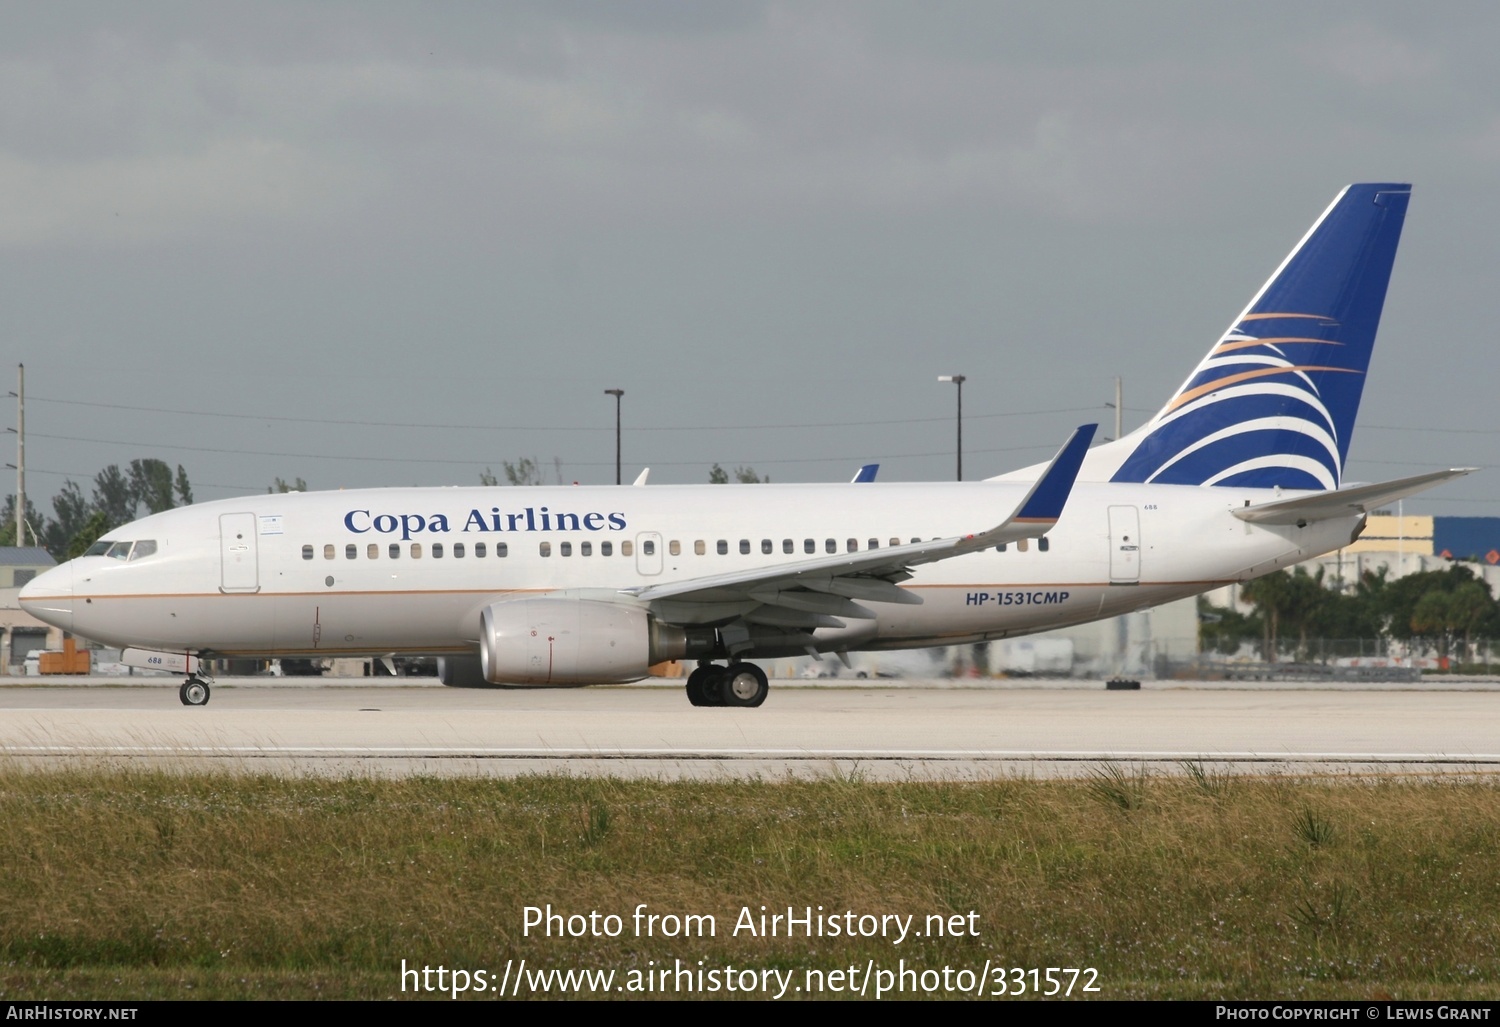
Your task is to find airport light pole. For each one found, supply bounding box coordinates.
[937,374,966,481]
[604,389,624,485]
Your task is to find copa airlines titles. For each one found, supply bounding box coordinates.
[343,507,628,541]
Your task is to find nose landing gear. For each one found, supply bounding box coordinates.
[685,661,769,708]
[179,675,212,706]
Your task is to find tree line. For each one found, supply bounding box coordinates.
[1201,563,1500,663]
[481,459,768,486]
[3,459,196,558]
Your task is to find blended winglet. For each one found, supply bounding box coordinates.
[851,463,879,483]
[946,424,1097,557]
[1012,424,1097,525]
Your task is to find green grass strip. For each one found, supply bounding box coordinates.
[2,767,1498,999]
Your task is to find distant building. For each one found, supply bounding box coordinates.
[1343,513,1500,565]
[0,547,63,673]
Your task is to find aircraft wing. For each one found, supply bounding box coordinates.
[621,425,1096,624]
[1232,467,1477,525]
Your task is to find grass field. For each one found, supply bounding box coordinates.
[2,766,1497,1000]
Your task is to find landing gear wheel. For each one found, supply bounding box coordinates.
[179,677,211,706]
[721,662,769,708]
[685,665,721,707]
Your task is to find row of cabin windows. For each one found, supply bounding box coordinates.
[301,535,1051,561]
[301,540,635,561]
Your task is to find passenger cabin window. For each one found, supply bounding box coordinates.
[804,539,815,554]
[475,542,487,558]
[889,538,900,548]
[643,540,655,556]
[324,544,335,560]
[496,542,508,557]
[783,539,793,554]
[411,543,422,558]
[847,538,857,553]
[868,539,879,550]
[996,543,1007,552]
[433,543,444,558]
[368,544,379,559]
[762,539,772,555]
[454,542,465,558]
[302,545,314,561]
[621,541,634,557]
[1039,537,1050,552]
[601,541,613,557]
[346,544,357,559]
[739,540,750,555]
[539,542,551,557]
[389,543,401,559]
[669,540,681,556]
[717,540,728,555]
[825,539,836,554]
[694,540,705,556]
[560,541,572,557]
[1017,539,1029,552]
[581,541,592,556]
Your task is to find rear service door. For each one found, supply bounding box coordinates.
[1108,505,1141,585]
[219,513,260,593]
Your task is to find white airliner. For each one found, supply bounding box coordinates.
[21,183,1471,707]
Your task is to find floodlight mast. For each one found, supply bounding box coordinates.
[937,374,966,481]
[604,389,624,485]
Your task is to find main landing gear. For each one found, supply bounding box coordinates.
[685,661,769,708]
[179,675,212,706]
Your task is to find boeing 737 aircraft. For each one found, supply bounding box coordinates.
[20,183,1472,707]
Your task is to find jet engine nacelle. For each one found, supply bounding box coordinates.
[480,598,688,686]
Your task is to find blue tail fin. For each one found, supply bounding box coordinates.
[1109,183,1410,490]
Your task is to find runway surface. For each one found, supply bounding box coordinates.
[2,677,1497,779]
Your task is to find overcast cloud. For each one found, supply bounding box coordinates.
[2,1,1497,515]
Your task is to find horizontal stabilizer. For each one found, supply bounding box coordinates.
[1233,468,1476,525]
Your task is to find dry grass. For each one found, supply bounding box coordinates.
[1,767,1498,999]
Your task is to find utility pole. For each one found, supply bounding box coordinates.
[938,375,966,481]
[1114,375,1122,441]
[604,389,624,485]
[10,364,22,546]
[1105,375,1122,441]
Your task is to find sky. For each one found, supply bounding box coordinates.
[3,1,1498,518]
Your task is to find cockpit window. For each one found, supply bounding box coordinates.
[129,540,157,560]
[105,541,134,561]
[85,540,115,557]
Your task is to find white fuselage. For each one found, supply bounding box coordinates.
[21,480,1355,661]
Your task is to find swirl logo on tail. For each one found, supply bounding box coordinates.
[1110,184,1411,491]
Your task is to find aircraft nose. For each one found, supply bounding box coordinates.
[18,563,73,632]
